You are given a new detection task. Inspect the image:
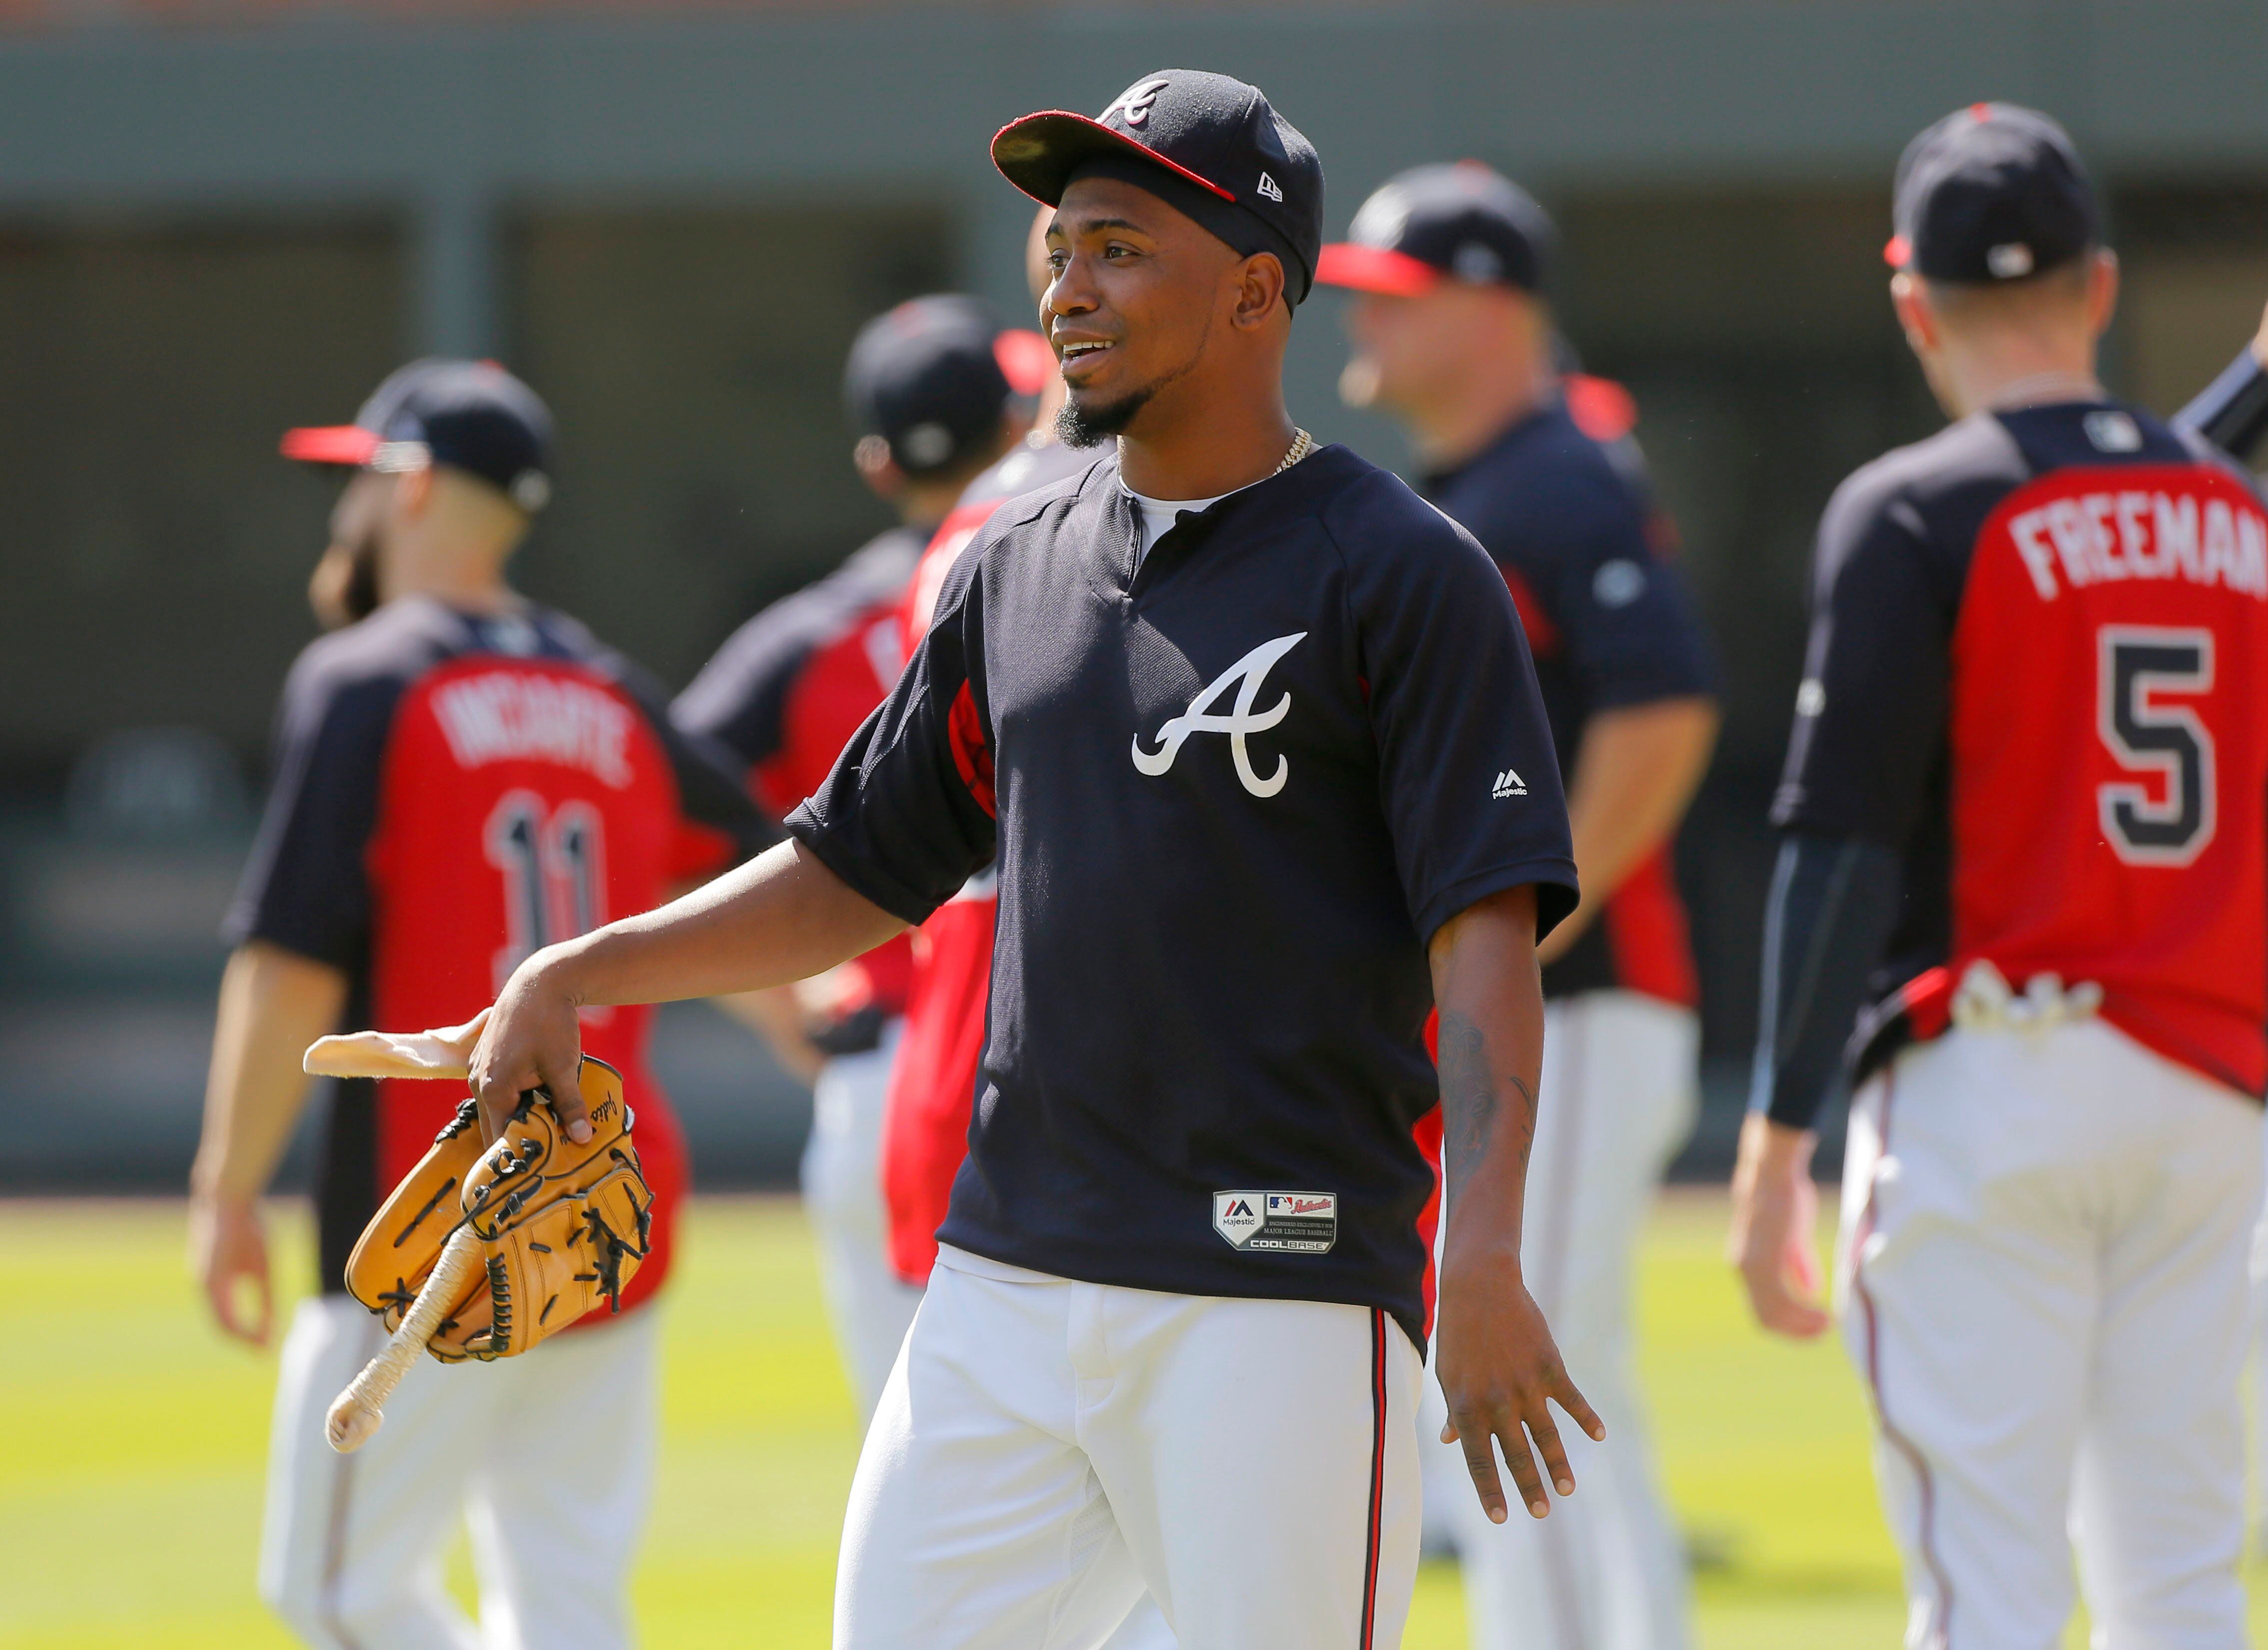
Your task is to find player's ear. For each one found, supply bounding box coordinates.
[2087,248,2120,338]
[395,464,435,518]
[1232,252,1288,331]
[1889,271,1938,356]
[853,434,906,501]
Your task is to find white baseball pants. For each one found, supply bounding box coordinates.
[260,1293,659,1650]
[1840,1018,2263,1650]
[802,1018,925,1421]
[834,1248,1423,1650]
[1424,989,1698,1650]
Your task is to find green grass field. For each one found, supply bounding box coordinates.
[2,1192,2262,1647]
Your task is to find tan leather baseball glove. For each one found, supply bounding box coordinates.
[308,1026,651,1363]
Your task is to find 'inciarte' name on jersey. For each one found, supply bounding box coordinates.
[432,670,636,787]
[2010,489,2268,602]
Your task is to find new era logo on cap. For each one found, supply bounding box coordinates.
[1256,171,1284,203]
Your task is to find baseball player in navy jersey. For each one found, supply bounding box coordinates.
[1317,161,1718,1650]
[1737,105,2268,1647]
[460,70,1602,1649]
[188,361,768,1649]
[673,295,1032,1420]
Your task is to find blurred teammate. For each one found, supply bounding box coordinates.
[673,295,1030,1417]
[1318,161,1718,1650]
[883,213,1091,1290]
[188,360,765,1650]
[1736,105,2268,1646]
[464,71,1597,1649]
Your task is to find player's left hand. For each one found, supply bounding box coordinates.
[1728,1110,1832,1338]
[189,1191,273,1347]
[1436,1250,1606,1525]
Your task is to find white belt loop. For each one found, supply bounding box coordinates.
[1949,958,2104,1033]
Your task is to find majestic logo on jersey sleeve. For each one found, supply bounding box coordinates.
[1132,632,1306,798]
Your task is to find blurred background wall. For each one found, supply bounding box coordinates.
[4,0,2266,1189]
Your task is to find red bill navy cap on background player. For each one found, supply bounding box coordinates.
[1886,102,2100,283]
[1316,161,1557,297]
[844,294,1045,477]
[991,69,1324,303]
[281,357,555,513]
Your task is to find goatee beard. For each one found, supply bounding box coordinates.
[1056,388,1152,449]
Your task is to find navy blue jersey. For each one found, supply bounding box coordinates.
[787,444,1577,1348]
[227,596,768,1293]
[1424,402,1715,1003]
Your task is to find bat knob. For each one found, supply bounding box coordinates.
[326,1390,383,1454]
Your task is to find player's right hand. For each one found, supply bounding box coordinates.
[1727,1111,1832,1339]
[468,946,592,1146]
[190,1191,273,1347]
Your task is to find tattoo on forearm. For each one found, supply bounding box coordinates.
[1437,1007,1537,1191]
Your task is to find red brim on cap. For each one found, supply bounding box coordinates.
[994,329,1057,397]
[280,426,381,466]
[991,110,1237,208]
[1313,243,1442,296]
[1883,235,1913,269]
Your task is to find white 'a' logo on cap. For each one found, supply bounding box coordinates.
[1104,78,1171,129]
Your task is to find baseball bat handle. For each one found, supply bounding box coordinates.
[325,1225,483,1454]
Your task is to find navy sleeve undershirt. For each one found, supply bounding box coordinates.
[2175,345,2268,462]
[1749,834,1905,1130]
[1756,467,1959,1129]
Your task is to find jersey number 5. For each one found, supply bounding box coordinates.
[486,791,607,989]
[2097,626,2216,866]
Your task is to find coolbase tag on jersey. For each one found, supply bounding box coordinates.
[1212,1191,1338,1254]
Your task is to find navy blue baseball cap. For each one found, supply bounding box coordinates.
[843,295,1026,477]
[1887,102,2101,283]
[992,70,1324,304]
[1317,162,1556,296]
[282,358,554,513]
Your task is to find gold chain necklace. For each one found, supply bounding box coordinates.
[1273,427,1314,475]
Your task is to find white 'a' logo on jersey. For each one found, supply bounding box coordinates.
[1131,632,1306,798]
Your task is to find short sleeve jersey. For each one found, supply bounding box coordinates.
[1425,401,1716,1005]
[788,444,1577,1347]
[1775,401,2268,1097]
[227,597,769,1303]
[672,527,924,1036]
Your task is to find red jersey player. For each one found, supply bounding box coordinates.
[1736,107,2268,1645]
[189,360,766,1650]
[882,228,1099,1290]
[671,295,1039,1417]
